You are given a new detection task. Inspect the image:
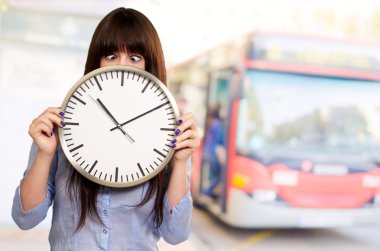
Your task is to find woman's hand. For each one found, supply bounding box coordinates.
[171,112,200,162]
[28,107,65,155]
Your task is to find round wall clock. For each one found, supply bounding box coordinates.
[58,65,179,187]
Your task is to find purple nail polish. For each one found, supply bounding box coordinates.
[175,129,180,135]
[50,131,53,137]
[171,144,176,148]
[60,121,65,127]
[171,138,177,144]
[177,119,183,125]
[59,111,65,116]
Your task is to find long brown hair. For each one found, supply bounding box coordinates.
[68,7,170,231]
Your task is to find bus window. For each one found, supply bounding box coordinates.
[237,70,380,170]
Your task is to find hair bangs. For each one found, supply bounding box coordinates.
[97,15,148,58]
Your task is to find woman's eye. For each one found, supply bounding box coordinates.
[105,54,117,60]
[130,55,142,62]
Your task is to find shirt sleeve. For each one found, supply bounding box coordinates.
[11,142,58,230]
[158,158,193,244]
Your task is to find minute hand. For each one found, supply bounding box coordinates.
[110,101,170,131]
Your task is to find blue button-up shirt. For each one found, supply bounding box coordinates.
[12,143,193,250]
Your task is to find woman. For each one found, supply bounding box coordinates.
[12,8,200,250]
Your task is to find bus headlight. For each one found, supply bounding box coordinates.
[374,194,380,205]
[272,170,299,186]
[362,175,380,188]
[232,172,250,189]
[251,189,277,202]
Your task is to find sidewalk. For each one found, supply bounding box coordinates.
[0,226,203,251]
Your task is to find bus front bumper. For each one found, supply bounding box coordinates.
[218,188,380,228]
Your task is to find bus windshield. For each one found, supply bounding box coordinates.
[236,70,380,169]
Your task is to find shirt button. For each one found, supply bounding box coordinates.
[103,229,108,234]
[103,209,107,215]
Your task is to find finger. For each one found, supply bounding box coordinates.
[40,123,54,137]
[39,112,65,128]
[32,119,54,136]
[172,138,199,150]
[29,121,53,138]
[171,129,197,144]
[44,107,65,118]
[175,118,196,136]
[176,112,194,126]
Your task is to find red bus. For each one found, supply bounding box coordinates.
[169,32,380,228]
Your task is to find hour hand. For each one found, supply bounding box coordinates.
[88,94,135,143]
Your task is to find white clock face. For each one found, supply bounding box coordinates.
[59,65,179,187]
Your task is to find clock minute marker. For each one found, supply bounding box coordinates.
[72,95,86,105]
[141,81,150,93]
[160,128,175,131]
[69,144,83,152]
[115,167,119,182]
[137,163,145,177]
[65,122,79,126]
[154,148,166,158]
[88,160,98,174]
[121,71,124,86]
[69,100,77,105]
[93,76,103,91]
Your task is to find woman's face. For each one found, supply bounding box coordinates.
[100,51,145,70]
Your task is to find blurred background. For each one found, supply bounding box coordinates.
[1,0,380,250]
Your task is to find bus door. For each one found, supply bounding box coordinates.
[200,69,235,211]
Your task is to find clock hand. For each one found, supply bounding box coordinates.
[88,94,135,143]
[110,101,170,132]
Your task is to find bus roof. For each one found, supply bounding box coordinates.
[246,33,380,81]
[169,32,380,81]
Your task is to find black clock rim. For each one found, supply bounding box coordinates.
[58,65,179,188]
